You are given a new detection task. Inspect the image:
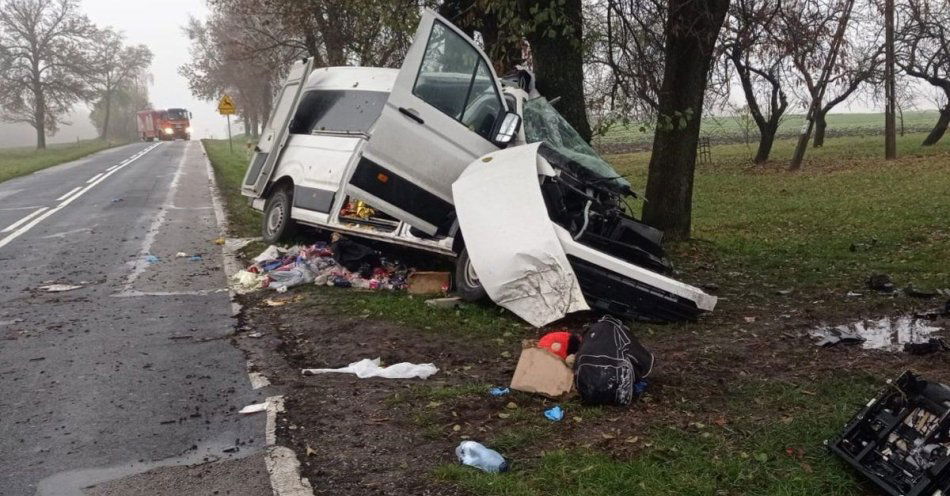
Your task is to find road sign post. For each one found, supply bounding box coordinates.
[217,94,236,154]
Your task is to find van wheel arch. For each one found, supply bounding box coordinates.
[261,178,297,244]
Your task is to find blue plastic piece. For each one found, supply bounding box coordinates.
[489,387,510,397]
[634,379,649,396]
[544,405,564,421]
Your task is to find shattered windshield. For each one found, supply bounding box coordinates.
[523,97,631,193]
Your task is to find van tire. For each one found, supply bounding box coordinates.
[455,248,487,302]
[262,186,297,243]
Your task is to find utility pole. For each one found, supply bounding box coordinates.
[790,0,856,170]
[884,0,897,159]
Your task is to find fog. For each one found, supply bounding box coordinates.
[82,0,235,140]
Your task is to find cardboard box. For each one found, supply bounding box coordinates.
[509,343,574,397]
[408,271,451,295]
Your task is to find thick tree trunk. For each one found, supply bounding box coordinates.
[813,111,828,147]
[101,91,112,140]
[754,122,777,163]
[922,105,950,146]
[642,0,729,240]
[34,84,46,150]
[527,0,592,142]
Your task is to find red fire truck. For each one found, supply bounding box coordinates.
[136,108,192,141]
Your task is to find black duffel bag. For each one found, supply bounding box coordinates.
[573,316,654,406]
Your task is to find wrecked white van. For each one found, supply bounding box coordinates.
[241,9,716,327]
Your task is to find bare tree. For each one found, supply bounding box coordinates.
[784,0,882,147]
[589,0,666,124]
[896,0,950,145]
[0,0,96,149]
[721,0,790,164]
[180,12,293,138]
[89,73,151,141]
[642,0,730,240]
[88,28,152,140]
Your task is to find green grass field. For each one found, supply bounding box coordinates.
[612,132,950,291]
[205,131,950,495]
[0,139,123,183]
[597,109,944,146]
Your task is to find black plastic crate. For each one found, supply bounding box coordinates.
[828,371,950,496]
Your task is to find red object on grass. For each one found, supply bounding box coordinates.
[538,331,573,359]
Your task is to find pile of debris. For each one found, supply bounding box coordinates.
[231,236,413,294]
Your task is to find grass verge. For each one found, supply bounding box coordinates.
[0,139,123,183]
[202,138,260,237]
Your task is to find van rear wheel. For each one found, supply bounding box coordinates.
[455,248,487,302]
[262,186,297,244]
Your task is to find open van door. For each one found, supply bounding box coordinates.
[347,9,518,235]
[242,57,314,198]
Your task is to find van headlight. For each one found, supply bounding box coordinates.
[164,128,174,134]
[185,127,193,133]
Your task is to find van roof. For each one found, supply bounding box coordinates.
[304,66,398,93]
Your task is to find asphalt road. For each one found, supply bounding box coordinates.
[0,141,270,495]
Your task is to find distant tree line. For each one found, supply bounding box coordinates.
[180,0,950,239]
[0,0,153,148]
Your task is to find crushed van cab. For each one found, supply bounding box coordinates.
[241,9,716,327]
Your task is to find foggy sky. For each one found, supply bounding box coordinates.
[82,0,234,140]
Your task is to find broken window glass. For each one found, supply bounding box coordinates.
[523,97,631,193]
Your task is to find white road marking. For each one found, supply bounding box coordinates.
[1,207,49,233]
[55,186,82,201]
[123,143,188,289]
[86,173,104,183]
[265,446,315,496]
[0,142,161,250]
[200,142,313,496]
[106,164,119,172]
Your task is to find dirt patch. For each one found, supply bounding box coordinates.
[234,287,519,495]
[230,252,949,495]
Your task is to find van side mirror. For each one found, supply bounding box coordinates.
[492,112,521,147]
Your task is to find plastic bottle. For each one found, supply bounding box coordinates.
[455,441,509,473]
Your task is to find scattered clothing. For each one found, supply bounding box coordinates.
[242,240,411,294]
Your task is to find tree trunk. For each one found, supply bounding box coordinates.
[813,111,828,147]
[526,0,592,142]
[101,91,112,140]
[922,105,950,146]
[34,83,47,150]
[754,122,777,163]
[642,0,729,240]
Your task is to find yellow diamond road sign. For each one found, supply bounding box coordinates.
[217,95,236,115]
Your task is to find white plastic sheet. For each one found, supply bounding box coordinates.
[301,358,438,379]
